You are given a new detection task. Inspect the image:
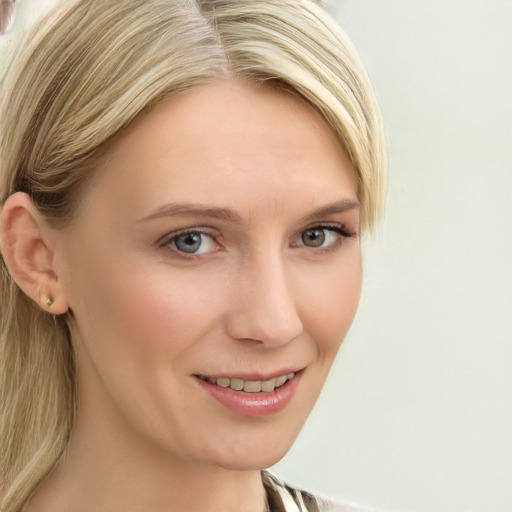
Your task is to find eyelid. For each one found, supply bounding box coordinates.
[156,226,218,245]
[302,222,353,237]
[156,226,222,258]
[153,222,357,258]
[293,223,356,249]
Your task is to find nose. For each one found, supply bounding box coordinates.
[224,253,304,348]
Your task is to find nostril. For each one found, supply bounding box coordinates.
[224,261,304,347]
[226,303,303,348]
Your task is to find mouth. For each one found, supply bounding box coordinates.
[194,370,303,416]
[196,372,296,393]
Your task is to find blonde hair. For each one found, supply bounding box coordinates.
[0,0,386,510]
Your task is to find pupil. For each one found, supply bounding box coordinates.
[302,229,325,247]
[175,233,201,253]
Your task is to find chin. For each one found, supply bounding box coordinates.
[213,449,289,472]
[200,424,301,472]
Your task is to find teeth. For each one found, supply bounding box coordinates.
[216,377,230,388]
[275,375,287,387]
[205,372,296,393]
[230,378,244,391]
[244,380,262,393]
[261,378,276,392]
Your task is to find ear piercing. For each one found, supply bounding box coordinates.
[45,296,54,308]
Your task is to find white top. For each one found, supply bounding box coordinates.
[262,472,380,512]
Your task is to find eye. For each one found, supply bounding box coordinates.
[298,226,349,249]
[167,231,217,255]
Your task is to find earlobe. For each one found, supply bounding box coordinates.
[0,192,69,315]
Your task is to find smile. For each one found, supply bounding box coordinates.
[198,373,296,393]
[195,370,302,416]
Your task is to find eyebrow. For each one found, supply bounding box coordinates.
[299,199,360,223]
[137,203,243,224]
[136,198,360,225]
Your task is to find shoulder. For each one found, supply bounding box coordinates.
[262,471,382,512]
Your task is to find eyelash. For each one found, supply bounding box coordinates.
[157,224,355,259]
[294,224,354,251]
[157,228,220,259]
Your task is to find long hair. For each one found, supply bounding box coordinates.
[0,1,386,510]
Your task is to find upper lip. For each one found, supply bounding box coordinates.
[194,367,305,381]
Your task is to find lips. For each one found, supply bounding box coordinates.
[194,370,303,416]
[197,372,296,393]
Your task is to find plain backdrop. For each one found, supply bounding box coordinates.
[1,1,511,511]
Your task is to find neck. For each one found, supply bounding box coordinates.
[26,405,268,512]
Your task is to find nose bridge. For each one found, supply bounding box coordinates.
[226,246,303,347]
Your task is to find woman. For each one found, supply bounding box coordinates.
[0,0,387,511]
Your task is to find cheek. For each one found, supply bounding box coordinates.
[66,251,224,368]
[301,255,362,358]
[123,271,223,359]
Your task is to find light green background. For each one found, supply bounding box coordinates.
[1,1,511,511]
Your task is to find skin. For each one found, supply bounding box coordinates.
[0,0,15,35]
[1,81,362,512]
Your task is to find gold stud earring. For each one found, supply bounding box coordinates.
[45,296,54,308]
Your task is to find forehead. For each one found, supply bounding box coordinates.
[82,80,357,222]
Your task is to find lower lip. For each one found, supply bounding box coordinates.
[195,372,302,417]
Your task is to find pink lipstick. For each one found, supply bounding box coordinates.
[194,370,302,417]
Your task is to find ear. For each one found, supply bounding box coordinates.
[0,192,69,314]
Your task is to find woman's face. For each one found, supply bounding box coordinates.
[56,81,362,470]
